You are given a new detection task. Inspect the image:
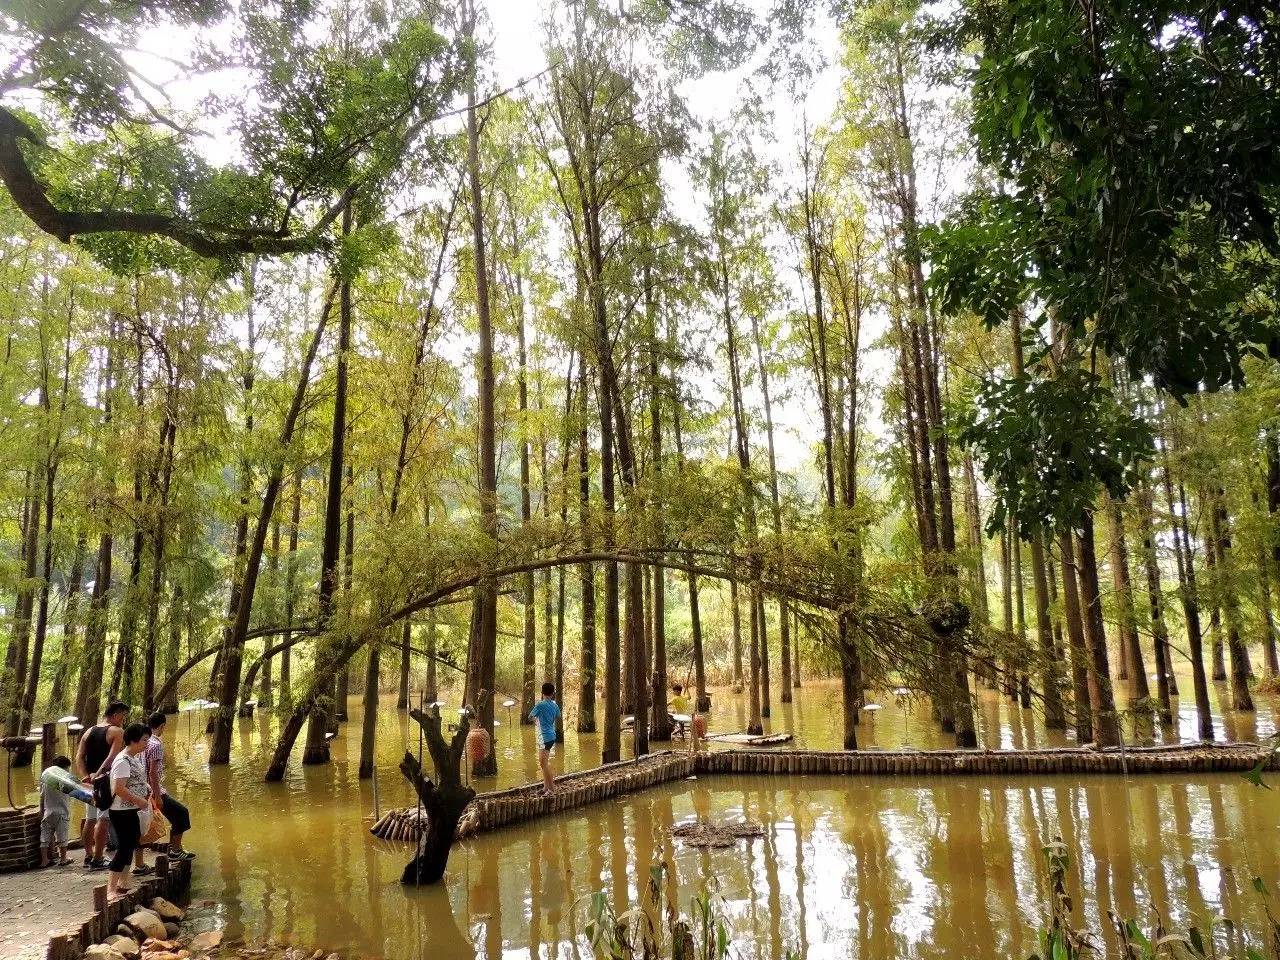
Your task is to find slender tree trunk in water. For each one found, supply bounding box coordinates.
[260,518,280,710]
[839,615,859,749]
[77,322,118,724]
[751,311,791,701]
[1106,496,1149,706]
[397,620,411,710]
[646,273,670,741]
[358,631,380,779]
[1136,485,1174,724]
[1000,525,1015,698]
[162,581,182,714]
[792,606,801,688]
[460,14,499,774]
[1208,488,1254,710]
[1268,434,1280,677]
[1074,515,1120,746]
[668,357,706,709]
[576,351,597,733]
[746,585,764,735]
[2,483,33,734]
[517,296,536,724]
[1013,524,1031,707]
[1030,531,1065,727]
[141,417,176,712]
[281,472,302,705]
[22,463,55,731]
[213,279,338,763]
[688,571,707,708]
[1057,531,1093,742]
[1258,544,1280,678]
[1203,522,1228,682]
[963,456,994,687]
[757,590,771,719]
[303,204,355,767]
[211,302,256,704]
[425,612,438,702]
[730,575,744,688]
[1161,437,1213,739]
[49,536,86,711]
[334,461,355,727]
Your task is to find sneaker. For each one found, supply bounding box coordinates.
[89,858,108,870]
[134,865,154,876]
[173,850,196,862]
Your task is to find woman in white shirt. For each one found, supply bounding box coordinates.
[107,722,152,899]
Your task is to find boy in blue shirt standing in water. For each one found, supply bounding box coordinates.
[529,682,561,794]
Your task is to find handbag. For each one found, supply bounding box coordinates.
[92,773,112,810]
[140,803,168,846]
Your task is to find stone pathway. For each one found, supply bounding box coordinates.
[0,863,115,960]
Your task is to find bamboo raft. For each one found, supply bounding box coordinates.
[371,741,1277,844]
[706,732,794,746]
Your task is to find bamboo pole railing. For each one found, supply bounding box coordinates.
[371,741,1278,844]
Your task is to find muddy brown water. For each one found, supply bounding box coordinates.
[5,679,1279,959]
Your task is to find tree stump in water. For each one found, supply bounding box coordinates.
[399,704,476,886]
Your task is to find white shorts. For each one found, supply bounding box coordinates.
[41,812,69,845]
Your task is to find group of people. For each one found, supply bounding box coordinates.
[39,702,194,899]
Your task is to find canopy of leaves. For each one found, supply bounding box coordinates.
[961,366,1153,533]
[925,0,1280,396]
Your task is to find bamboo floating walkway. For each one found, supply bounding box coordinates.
[371,741,1278,845]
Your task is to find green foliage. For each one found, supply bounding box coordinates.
[961,366,1153,532]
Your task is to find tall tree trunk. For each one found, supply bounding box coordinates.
[1203,513,1228,682]
[517,283,536,724]
[334,460,355,727]
[1106,495,1149,707]
[576,351,597,734]
[1057,530,1093,742]
[49,535,86,711]
[281,471,303,705]
[303,204,355,767]
[461,19,499,775]
[1161,434,1214,740]
[668,314,706,709]
[210,279,338,764]
[751,311,791,702]
[4,477,32,730]
[141,416,176,712]
[646,268,669,741]
[1074,514,1120,747]
[1030,531,1065,728]
[1136,484,1174,725]
[77,319,119,724]
[1208,488,1254,711]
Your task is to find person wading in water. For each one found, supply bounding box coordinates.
[75,701,128,869]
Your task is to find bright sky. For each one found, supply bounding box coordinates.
[123,0,868,481]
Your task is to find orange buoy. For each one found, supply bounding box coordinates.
[466,727,491,764]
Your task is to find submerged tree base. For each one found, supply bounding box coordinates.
[399,705,476,886]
